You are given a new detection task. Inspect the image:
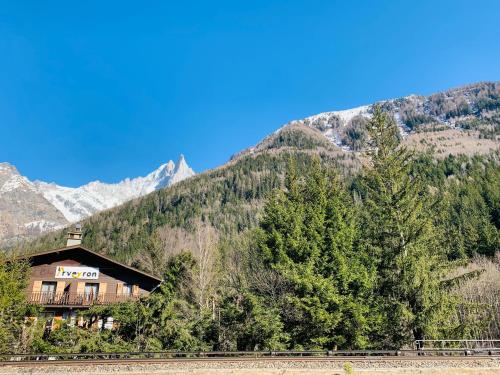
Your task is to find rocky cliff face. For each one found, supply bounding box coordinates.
[0,163,68,243]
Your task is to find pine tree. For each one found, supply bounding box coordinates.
[439,180,498,259]
[360,106,461,348]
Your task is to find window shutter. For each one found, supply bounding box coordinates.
[116,283,123,295]
[99,283,107,296]
[32,280,42,293]
[76,282,85,295]
[56,281,66,294]
[98,283,107,303]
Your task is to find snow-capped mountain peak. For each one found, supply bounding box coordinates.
[170,154,195,185]
[0,162,36,194]
[0,156,196,229]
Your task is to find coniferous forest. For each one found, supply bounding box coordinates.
[0,107,499,353]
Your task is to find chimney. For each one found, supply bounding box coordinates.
[66,224,83,247]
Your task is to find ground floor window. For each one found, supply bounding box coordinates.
[62,310,77,326]
[39,311,55,333]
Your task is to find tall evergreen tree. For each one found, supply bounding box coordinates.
[359,106,463,348]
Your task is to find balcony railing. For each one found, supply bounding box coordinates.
[29,292,139,306]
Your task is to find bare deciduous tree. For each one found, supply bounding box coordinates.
[142,225,195,277]
[192,220,219,311]
[451,253,500,340]
[142,220,220,312]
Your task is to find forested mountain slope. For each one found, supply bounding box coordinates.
[17,82,499,274]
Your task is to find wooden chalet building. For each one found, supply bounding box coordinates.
[22,226,162,328]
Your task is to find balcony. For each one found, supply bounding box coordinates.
[29,292,139,307]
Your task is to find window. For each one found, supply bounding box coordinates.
[63,311,77,326]
[122,284,132,296]
[84,283,99,300]
[41,281,56,296]
[36,282,57,304]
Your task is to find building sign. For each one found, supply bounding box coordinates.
[55,266,99,280]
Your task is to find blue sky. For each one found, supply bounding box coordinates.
[1,0,499,186]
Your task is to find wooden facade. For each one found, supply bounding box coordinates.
[22,245,162,324]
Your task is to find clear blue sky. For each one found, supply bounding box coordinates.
[1,0,499,186]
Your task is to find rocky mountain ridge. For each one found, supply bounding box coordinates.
[0,155,195,243]
[294,81,499,152]
[234,82,499,158]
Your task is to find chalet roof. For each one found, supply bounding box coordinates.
[19,245,162,283]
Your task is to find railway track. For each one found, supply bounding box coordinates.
[3,356,500,367]
[1,350,499,367]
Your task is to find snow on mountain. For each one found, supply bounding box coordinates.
[34,155,195,222]
[272,102,374,151]
[24,220,65,233]
[286,95,421,151]
[269,82,500,154]
[0,156,195,243]
[0,162,68,243]
[305,104,372,125]
[168,154,196,185]
[0,163,36,194]
[0,174,34,194]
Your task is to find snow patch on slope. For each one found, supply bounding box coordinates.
[0,174,35,194]
[289,99,416,151]
[23,220,65,233]
[306,104,372,125]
